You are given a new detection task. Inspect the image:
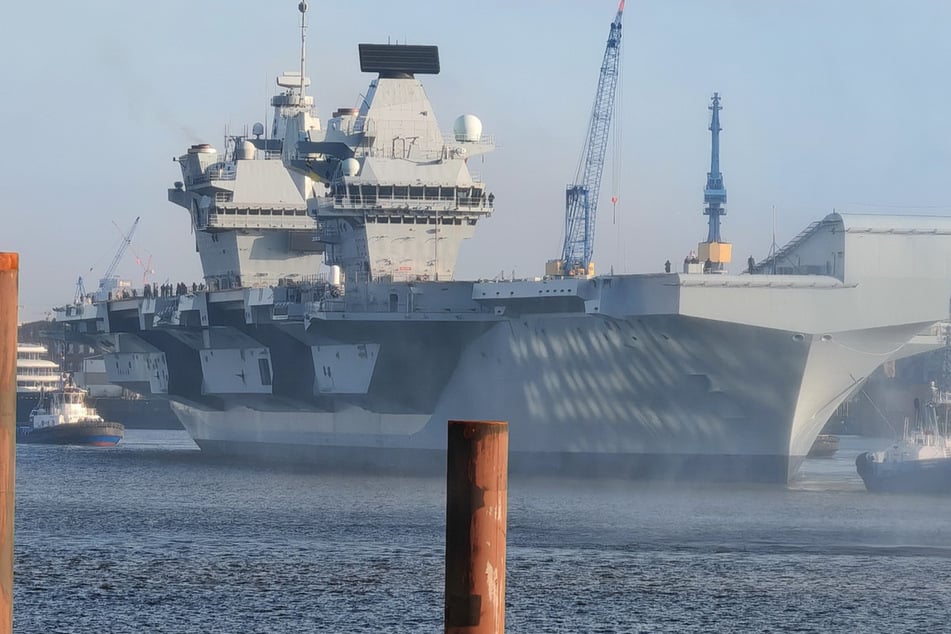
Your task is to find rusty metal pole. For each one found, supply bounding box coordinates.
[0,252,18,633]
[445,420,508,634]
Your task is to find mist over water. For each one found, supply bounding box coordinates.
[14,432,951,633]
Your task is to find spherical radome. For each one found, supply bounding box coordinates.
[453,114,483,142]
[341,157,360,176]
[236,140,256,160]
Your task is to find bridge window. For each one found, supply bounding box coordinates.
[258,358,272,386]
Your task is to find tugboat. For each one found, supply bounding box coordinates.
[17,382,125,446]
[808,434,840,458]
[856,391,951,494]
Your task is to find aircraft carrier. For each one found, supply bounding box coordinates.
[54,5,951,483]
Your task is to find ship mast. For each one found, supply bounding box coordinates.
[298,1,308,102]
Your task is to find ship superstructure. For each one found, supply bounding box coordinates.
[302,44,494,285]
[168,4,324,291]
[52,7,951,483]
[167,78,322,291]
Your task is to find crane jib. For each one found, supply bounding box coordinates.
[557,4,623,277]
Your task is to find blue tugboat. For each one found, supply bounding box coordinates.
[856,392,951,494]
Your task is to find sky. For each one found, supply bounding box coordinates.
[4,1,951,321]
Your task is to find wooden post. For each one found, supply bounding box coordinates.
[0,252,18,633]
[445,420,508,634]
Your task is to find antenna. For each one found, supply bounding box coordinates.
[299,1,308,101]
[768,204,778,274]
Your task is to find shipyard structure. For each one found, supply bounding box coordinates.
[55,6,951,483]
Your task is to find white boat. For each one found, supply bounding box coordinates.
[856,387,951,493]
[18,384,124,446]
[16,343,62,422]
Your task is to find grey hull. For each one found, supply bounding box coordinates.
[195,438,803,484]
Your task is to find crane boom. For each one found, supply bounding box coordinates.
[558,0,624,277]
[88,216,141,301]
[102,216,140,282]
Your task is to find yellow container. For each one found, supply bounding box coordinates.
[698,241,732,264]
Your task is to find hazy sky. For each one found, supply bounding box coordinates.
[4,1,951,321]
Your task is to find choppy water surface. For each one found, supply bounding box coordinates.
[14,432,951,632]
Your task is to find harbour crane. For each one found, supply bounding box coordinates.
[114,219,154,286]
[72,276,87,304]
[696,93,731,272]
[101,216,140,285]
[75,216,141,302]
[547,0,624,279]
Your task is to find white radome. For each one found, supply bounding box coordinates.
[341,157,360,176]
[236,140,256,160]
[453,114,482,142]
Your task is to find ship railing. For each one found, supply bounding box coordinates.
[352,197,491,210]
[185,165,238,186]
[315,198,478,213]
[205,210,314,230]
[361,146,445,162]
[313,295,495,315]
[441,133,496,150]
[369,136,496,160]
[317,298,348,312]
[357,145,496,164]
[313,184,494,214]
[234,274,329,291]
[751,220,822,275]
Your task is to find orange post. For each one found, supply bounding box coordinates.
[444,420,508,634]
[0,252,18,633]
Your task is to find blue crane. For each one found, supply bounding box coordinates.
[559,0,624,278]
[695,93,731,273]
[703,93,726,243]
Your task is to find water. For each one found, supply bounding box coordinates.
[13,432,951,633]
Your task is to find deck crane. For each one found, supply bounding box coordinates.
[75,216,141,302]
[547,0,624,279]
